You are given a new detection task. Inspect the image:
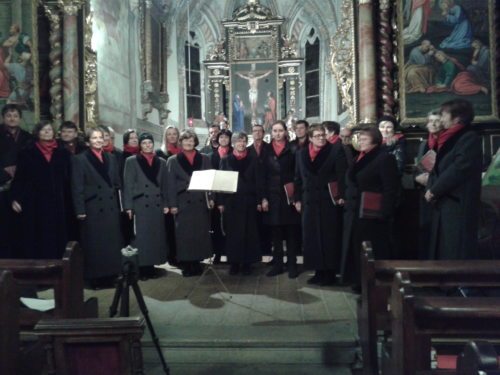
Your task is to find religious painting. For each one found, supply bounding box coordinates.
[398,0,498,124]
[230,62,278,133]
[0,0,39,126]
[232,34,277,61]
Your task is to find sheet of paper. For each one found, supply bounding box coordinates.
[20,297,55,312]
[188,169,238,193]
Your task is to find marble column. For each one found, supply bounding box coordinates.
[61,2,83,125]
[357,0,377,123]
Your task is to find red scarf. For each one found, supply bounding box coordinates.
[183,150,196,165]
[427,133,440,150]
[167,143,181,155]
[91,148,104,163]
[272,140,286,157]
[103,143,114,153]
[141,151,155,166]
[233,149,248,160]
[36,140,58,162]
[356,146,377,162]
[327,135,340,144]
[308,143,323,162]
[124,144,139,155]
[218,146,229,158]
[253,141,263,156]
[433,124,465,151]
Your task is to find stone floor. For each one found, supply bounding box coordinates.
[40,257,361,374]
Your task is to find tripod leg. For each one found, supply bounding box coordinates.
[120,275,130,317]
[109,277,124,317]
[131,281,170,375]
[206,266,230,294]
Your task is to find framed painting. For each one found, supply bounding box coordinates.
[0,0,40,127]
[398,0,498,124]
[232,34,277,61]
[230,61,278,133]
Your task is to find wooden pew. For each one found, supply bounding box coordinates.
[0,270,19,375]
[359,241,500,375]
[390,272,500,375]
[0,241,97,328]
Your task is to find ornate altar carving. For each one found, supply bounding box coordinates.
[83,10,98,128]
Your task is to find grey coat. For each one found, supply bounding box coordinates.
[71,150,124,279]
[123,155,168,267]
[166,152,213,262]
[427,127,482,260]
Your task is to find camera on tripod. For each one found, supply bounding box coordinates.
[121,245,140,275]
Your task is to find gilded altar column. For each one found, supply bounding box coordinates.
[60,1,84,125]
[357,0,377,123]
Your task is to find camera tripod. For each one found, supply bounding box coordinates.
[109,260,170,375]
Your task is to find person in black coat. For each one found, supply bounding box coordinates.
[425,99,483,260]
[57,121,87,155]
[262,121,301,278]
[295,124,347,285]
[248,124,272,257]
[0,104,33,258]
[341,126,400,291]
[290,119,309,150]
[200,124,220,155]
[378,116,407,176]
[218,131,263,275]
[10,121,71,259]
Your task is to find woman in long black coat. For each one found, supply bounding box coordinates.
[425,99,483,260]
[262,121,301,278]
[72,128,124,283]
[166,130,213,277]
[341,126,399,290]
[295,124,347,285]
[10,121,71,259]
[218,132,263,275]
[123,133,169,277]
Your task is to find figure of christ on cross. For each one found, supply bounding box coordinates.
[235,66,272,122]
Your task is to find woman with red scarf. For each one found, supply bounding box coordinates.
[218,132,263,275]
[10,121,71,259]
[72,128,123,285]
[261,120,301,278]
[166,130,213,277]
[123,133,168,278]
[294,124,347,285]
[425,99,482,260]
[156,125,181,266]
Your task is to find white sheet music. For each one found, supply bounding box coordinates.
[188,170,238,193]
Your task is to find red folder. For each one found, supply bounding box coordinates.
[283,182,295,205]
[328,181,340,205]
[359,191,383,219]
[417,149,436,173]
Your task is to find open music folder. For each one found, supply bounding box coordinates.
[188,169,239,193]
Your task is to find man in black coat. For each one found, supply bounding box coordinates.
[0,104,33,258]
[200,124,220,155]
[57,121,87,155]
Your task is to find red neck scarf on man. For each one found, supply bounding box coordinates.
[308,142,323,162]
[272,140,286,157]
[233,148,248,160]
[327,135,340,144]
[124,144,139,155]
[433,124,465,151]
[91,148,104,163]
[356,146,377,162]
[427,132,440,150]
[36,140,58,162]
[218,146,229,158]
[141,151,155,166]
[102,143,114,153]
[183,150,196,165]
[167,143,181,155]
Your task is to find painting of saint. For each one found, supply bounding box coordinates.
[232,94,245,132]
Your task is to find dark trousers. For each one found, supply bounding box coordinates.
[271,225,300,265]
[0,190,12,258]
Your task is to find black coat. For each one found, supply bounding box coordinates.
[295,142,347,270]
[262,142,300,226]
[247,141,272,162]
[0,125,33,185]
[341,147,399,281]
[381,135,406,175]
[427,127,482,260]
[10,145,72,259]
[220,153,264,264]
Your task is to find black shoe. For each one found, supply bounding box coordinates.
[307,271,324,285]
[288,264,299,279]
[193,263,204,275]
[213,254,222,264]
[321,273,337,286]
[267,265,284,277]
[241,264,252,275]
[265,257,275,266]
[351,284,362,294]
[229,264,239,275]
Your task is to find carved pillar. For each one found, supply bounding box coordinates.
[205,62,229,123]
[357,0,377,123]
[378,0,395,117]
[278,59,302,116]
[60,0,84,125]
[43,5,64,127]
[84,11,98,128]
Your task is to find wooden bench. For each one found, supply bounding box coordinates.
[0,270,19,375]
[0,241,97,328]
[359,241,500,375]
[390,272,500,375]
